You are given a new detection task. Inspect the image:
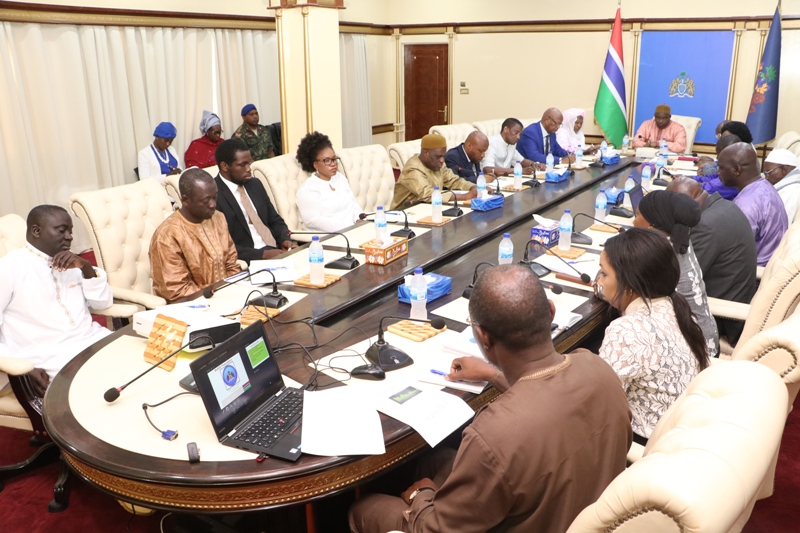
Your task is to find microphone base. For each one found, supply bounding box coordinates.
[442,207,463,217]
[571,232,593,245]
[522,179,540,188]
[608,206,634,218]
[391,227,416,239]
[519,260,551,278]
[366,342,414,371]
[326,255,360,270]
[652,178,669,187]
[462,285,473,299]
[249,292,288,309]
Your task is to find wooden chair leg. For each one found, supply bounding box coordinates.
[48,456,71,513]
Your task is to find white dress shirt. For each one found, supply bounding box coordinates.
[481,134,524,170]
[219,175,267,249]
[775,168,800,223]
[137,145,180,184]
[0,243,113,384]
[296,172,364,232]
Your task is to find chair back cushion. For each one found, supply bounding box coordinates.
[775,131,800,151]
[0,214,27,258]
[337,145,395,212]
[472,118,537,138]
[69,178,174,294]
[670,115,702,154]
[567,361,787,533]
[387,139,422,169]
[428,123,477,150]
[250,153,308,233]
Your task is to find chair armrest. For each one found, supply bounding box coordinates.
[237,259,248,270]
[111,287,167,309]
[0,356,34,376]
[707,297,750,322]
[756,265,765,280]
[90,302,143,318]
[627,442,645,464]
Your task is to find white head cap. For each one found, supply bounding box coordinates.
[765,148,798,167]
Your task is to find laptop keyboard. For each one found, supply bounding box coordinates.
[234,389,303,449]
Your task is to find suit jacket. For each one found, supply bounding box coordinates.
[444,143,481,183]
[214,175,291,262]
[517,121,568,164]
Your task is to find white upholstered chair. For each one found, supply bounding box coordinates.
[471,119,504,138]
[69,178,174,311]
[670,115,702,154]
[387,139,422,169]
[569,361,787,533]
[164,165,219,207]
[249,153,308,234]
[775,131,800,152]
[337,144,395,213]
[429,123,477,149]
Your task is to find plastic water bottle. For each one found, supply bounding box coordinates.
[431,186,443,223]
[600,139,608,158]
[498,233,514,264]
[476,172,487,198]
[375,206,388,241]
[309,236,324,285]
[641,165,652,189]
[656,153,666,175]
[545,152,554,172]
[576,146,583,167]
[624,177,636,206]
[409,267,428,320]
[622,134,630,152]
[513,160,523,191]
[558,209,573,251]
[595,190,608,223]
[659,138,668,154]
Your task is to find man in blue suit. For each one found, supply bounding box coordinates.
[517,108,575,166]
[444,131,491,183]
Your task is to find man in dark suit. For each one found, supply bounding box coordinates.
[517,108,575,165]
[214,139,296,262]
[444,131,491,183]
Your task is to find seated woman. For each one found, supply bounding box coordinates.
[596,228,709,444]
[138,121,181,184]
[184,111,223,169]
[635,190,719,358]
[295,132,364,232]
[556,108,599,155]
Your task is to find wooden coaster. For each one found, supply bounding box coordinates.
[240,305,280,326]
[416,215,453,226]
[143,314,187,372]
[589,223,622,234]
[294,273,341,288]
[547,247,586,260]
[500,184,531,191]
[387,320,448,342]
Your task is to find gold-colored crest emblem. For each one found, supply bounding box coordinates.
[669,72,695,98]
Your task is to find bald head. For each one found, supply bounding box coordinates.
[716,133,740,155]
[718,142,760,190]
[666,176,707,205]
[542,108,563,134]
[469,265,553,350]
[464,131,489,163]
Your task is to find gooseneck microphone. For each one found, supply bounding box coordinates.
[104,335,215,402]
[520,240,592,285]
[441,188,463,217]
[462,261,495,299]
[366,316,446,371]
[205,268,288,308]
[204,269,269,299]
[522,164,540,188]
[571,213,626,245]
[288,231,359,270]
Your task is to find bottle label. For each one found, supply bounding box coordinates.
[310,252,324,264]
[410,288,426,301]
[432,198,442,206]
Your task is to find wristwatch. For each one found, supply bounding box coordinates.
[408,486,434,504]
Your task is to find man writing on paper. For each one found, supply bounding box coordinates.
[349,265,631,533]
[0,205,113,395]
[631,104,686,153]
[480,118,536,177]
[150,169,242,302]
[444,131,491,183]
[516,108,575,165]
[391,133,478,210]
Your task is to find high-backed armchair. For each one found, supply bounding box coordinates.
[775,131,800,152]
[337,145,395,213]
[429,123,477,149]
[69,178,174,311]
[249,153,308,234]
[164,165,219,207]
[670,115,702,154]
[472,118,537,138]
[387,139,422,169]
[568,361,787,533]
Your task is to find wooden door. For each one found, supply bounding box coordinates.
[404,44,448,141]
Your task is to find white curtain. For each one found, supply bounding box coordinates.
[339,34,372,148]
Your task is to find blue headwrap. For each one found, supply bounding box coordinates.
[153,122,177,139]
[241,103,257,116]
[199,111,221,134]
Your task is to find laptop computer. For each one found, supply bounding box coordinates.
[628,174,645,214]
[190,321,304,462]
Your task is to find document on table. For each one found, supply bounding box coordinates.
[301,388,386,456]
[248,259,298,283]
[533,252,600,279]
[374,385,475,447]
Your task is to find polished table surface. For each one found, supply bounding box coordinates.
[43,159,639,512]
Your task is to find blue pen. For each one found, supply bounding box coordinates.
[430,369,447,377]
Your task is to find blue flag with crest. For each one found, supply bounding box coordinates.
[746,7,781,145]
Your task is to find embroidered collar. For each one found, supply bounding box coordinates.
[25,242,53,263]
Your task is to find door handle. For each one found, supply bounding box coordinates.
[438,105,448,122]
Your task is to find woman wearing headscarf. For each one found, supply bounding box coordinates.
[556,108,599,155]
[138,121,180,184]
[184,111,223,169]
[635,190,719,357]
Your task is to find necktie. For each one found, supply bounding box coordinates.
[545,135,550,154]
[237,185,277,248]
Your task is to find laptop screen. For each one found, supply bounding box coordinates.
[191,321,285,438]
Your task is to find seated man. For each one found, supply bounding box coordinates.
[150,169,242,301]
[631,104,687,153]
[718,143,788,267]
[692,134,741,201]
[480,118,535,176]
[0,205,113,395]
[391,133,477,210]
[667,177,757,345]
[517,108,574,165]
[214,139,295,262]
[444,131,490,183]
[764,149,800,223]
[349,265,632,533]
[232,103,276,162]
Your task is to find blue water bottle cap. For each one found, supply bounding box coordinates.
[434,186,439,190]
[312,235,319,241]
[599,189,605,193]
[414,267,423,275]
[503,232,510,238]
[377,206,383,211]
[564,209,571,214]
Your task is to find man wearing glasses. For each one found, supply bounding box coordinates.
[214,139,295,262]
[516,108,575,166]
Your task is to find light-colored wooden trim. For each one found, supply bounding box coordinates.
[727,29,743,120]
[628,28,641,135]
[302,6,313,134]
[372,123,394,135]
[339,24,392,35]
[275,8,290,155]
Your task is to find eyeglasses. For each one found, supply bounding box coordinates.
[317,156,340,166]
[763,166,781,176]
[547,116,563,127]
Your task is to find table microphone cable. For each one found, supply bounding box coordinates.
[142,391,198,441]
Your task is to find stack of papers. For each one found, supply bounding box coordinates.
[248,259,298,283]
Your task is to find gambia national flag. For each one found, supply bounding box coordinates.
[594,7,627,147]
[746,6,781,145]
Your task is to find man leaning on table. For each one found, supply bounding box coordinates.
[480,118,536,177]
[631,104,686,153]
[349,265,632,533]
[444,131,490,183]
[391,133,478,210]
[516,108,575,166]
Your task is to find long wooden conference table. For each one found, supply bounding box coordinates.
[42,158,639,516]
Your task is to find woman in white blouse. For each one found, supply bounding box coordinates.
[594,228,709,445]
[295,132,364,232]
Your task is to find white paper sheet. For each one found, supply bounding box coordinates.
[248,259,298,283]
[533,252,600,279]
[190,283,307,317]
[301,388,386,456]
